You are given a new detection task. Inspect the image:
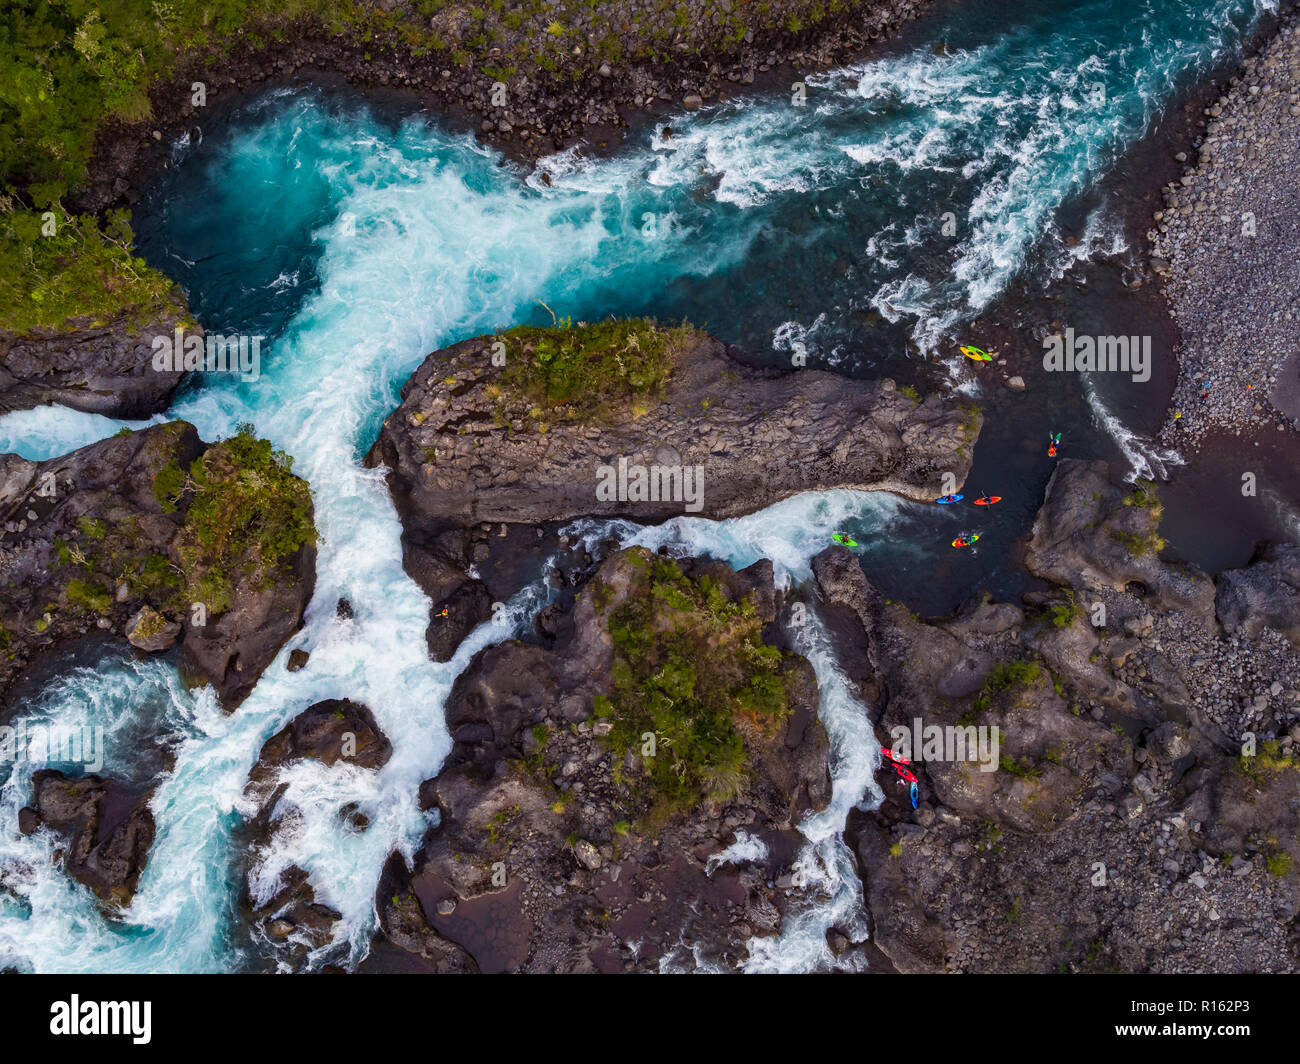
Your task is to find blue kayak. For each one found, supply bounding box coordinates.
[935,493,964,504]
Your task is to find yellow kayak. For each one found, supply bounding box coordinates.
[960,345,995,362]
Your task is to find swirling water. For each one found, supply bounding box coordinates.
[0,0,1275,971]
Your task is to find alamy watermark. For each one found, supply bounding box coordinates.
[151,327,262,383]
[0,723,105,771]
[1042,328,1151,383]
[595,456,705,513]
[889,717,1000,773]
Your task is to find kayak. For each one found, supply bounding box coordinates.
[935,493,964,504]
[973,495,1002,506]
[909,780,919,809]
[960,345,995,362]
[832,532,859,547]
[1048,432,1062,458]
[952,533,980,548]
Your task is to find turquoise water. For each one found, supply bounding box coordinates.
[0,0,1276,972]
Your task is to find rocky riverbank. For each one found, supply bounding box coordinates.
[0,300,193,420]
[0,422,317,712]
[77,0,933,216]
[1150,11,1300,449]
[818,459,1300,972]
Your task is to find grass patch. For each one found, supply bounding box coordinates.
[1108,528,1166,557]
[999,755,1041,781]
[66,577,111,615]
[1266,851,1293,878]
[1237,740,1299,786]
[496,317,697,423]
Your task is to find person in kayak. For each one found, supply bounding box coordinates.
[1048,432,1062,457]
[880,748,920,808]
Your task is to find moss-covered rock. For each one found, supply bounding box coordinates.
[377,546,830,972]
[0,421,316,710]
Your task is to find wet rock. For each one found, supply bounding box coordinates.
[0,303,190,419]
[0,422,315,710]
[1215,544,1300,649]
[370,327,979,528]
[125,605,181,652]
[27,771,155,907]
[376,547,831,972]
[252,698,392,775]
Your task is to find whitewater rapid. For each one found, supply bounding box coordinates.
[0,0,1277,972]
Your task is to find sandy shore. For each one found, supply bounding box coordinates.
[1150,12,1300,450]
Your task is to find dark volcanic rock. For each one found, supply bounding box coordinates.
[249,864,342,955]
[369,329,979,528]
[27,771,155,906]
[1026,459,1214,614]
[253,699,392,776]
[825,459,1300,972]
[0,306,190,419]
[376,546,833,973]
[1216,544,1300,649]
[0,422,316,711]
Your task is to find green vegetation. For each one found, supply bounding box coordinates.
[998,754,1041,780]
[496,318,697,423]
[1236,740,1299,786]
[0,200,181,332]
[28,426,312,649]
[156,426,315,613]
[597,551,791,822]
[1,0,856,334]
[152,459,186,513]
[130,605,170,640]
[1125,478,1160,511]
[1110,480,1165,556]
[66,577,110,615]
[972,659,1041,715]
[1047,590,1082,629]
[1109,527,1166,558]
[1266,851,1293,878]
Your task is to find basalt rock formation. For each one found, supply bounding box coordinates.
[0,421,316,712]
[20,771,155,907]
[0,305,191,420]
[813,460,1300,973]
[369,321,980,661]
[375,545,831,973]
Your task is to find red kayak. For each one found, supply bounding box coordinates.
[973,495,1002,506]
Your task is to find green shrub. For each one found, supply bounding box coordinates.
[599,554,790,819]
[497,318,697,422]
[173,426,315,614]
[973,659,1041,714]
